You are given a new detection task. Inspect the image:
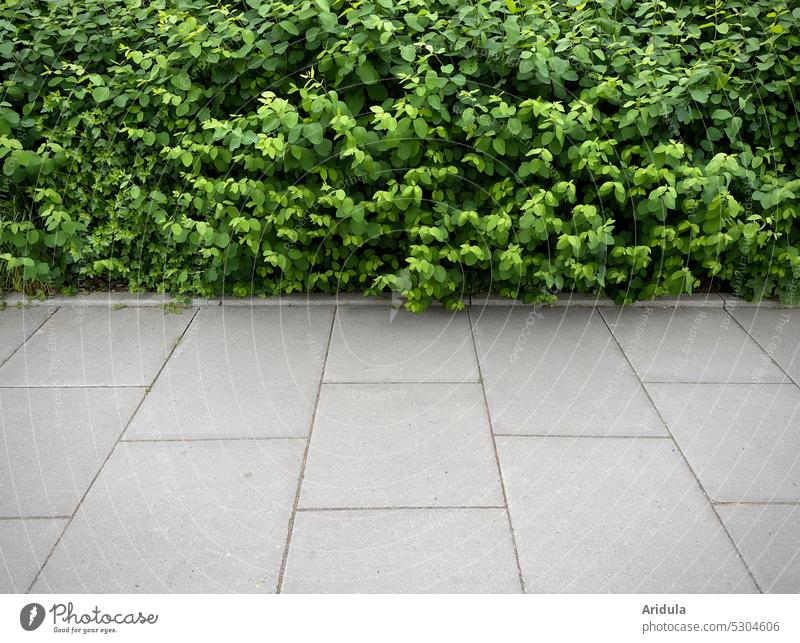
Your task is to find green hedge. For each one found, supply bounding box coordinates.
[1,0,799,310]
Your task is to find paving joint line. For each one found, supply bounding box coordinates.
[714,501,800,506]
[596,307,764,594]
[24,306,202,593]
[296,505,507,512]
[0,515,71,521]
[120,436,307,443]
[275,306,337,594]
[0,306,60,371]
[0,385,147,389]
[641,381,793,385]
[466,307,527,594]
[322,380,481,385]
[723,308,800,391]
[492,434,672,439]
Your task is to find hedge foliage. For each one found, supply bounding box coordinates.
[1,0,800,309]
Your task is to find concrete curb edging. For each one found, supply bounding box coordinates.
[1,291,796,309]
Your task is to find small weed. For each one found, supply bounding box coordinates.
[162,295,188,314]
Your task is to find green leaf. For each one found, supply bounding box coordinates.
[400,45,416,62]
[405,14,424,31]
[279,20,299,36]
[91,86,111,102]
[318,11,337,30]
[304,122,324,145]
[172,72,192,92]
[357,61,379,84]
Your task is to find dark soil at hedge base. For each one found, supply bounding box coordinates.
[2,1,799,311]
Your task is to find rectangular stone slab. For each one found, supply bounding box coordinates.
[282,508,521,593]
[472,307,666,436]
[0,387,143,517]
[0,307,194,386]
[125,306,334,439]
[298,383,504,508]
[33,440,304,593]
[601,308,785,383]
[497,436,756,592]
[324,306,478,382]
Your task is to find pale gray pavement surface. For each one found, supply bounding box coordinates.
[1,300,798,593]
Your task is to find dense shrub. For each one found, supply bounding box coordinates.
[1,0,799,309]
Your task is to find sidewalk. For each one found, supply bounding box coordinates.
[1,296,798,593]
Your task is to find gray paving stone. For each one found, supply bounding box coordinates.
[0,519,67,592]
[33,440,303,593]
[0,307,194,386]
[299,383,504,508]
[497,436,756,592]
[125,306,333,439]
[0,306,55,365]
[601,308,784,383]
[647,384,800,502]
[324,306,478,382]
[472,307,666,436]
[282,508,521,593]
[0,388,143,517]
[717,504,800,593]
[729,307,800,383]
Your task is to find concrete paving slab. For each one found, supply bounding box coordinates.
[299,383,504,508]
[647,383,800,502]
[601,308,785,383]
[0,306,55,365]
[728,307,800,383]
[0,388,143,517]
[324,307,478,382]
[472,307,666,436]
[282,508,521,593]
[125,306,334,439]
[0,307,195,386]
[497,436,756,592]
[0,518,67,592]
[33,440,304,593]
[717,504,800,593]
